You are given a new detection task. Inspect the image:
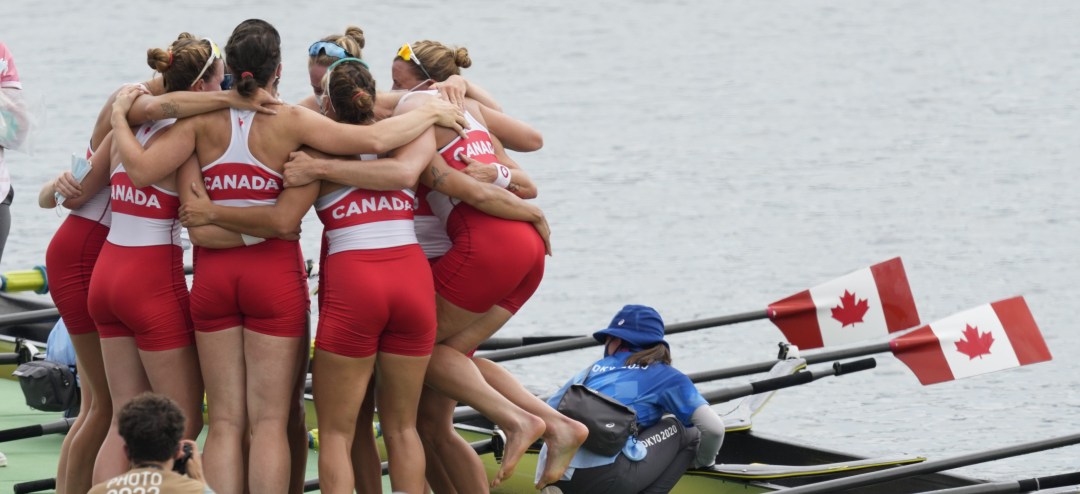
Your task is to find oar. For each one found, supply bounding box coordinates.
[477,335,589,351]
[12,478,55,494]
[480,310,768,362]
[479,257,918,362]
[0,307,60,329]
[781,432,1080,494]
[925,471,1080,493]
[700,358,875,403]
[453,358,875,424]
[0,418,75,443]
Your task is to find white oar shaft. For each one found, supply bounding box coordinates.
[782,433,1080,494]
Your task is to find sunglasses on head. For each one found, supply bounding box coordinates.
[309,41,353,60]
[191,38,223,88]
[397,42,432,81]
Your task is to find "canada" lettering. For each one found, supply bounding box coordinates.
[204,174,281,192]
[456,140,495,159]
[112,184,162,209]
[332,196,414,219]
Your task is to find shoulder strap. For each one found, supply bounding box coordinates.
[577,358,606,384]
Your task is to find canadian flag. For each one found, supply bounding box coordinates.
[768,257,919,349]
[890,297,1052,385]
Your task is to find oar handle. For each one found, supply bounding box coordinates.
[924,471,1080,493]
[1020,471,1080,491]
[13,478,56,494]
[0,418,75,443]
[835,357,877,375]
[481,309,769,362]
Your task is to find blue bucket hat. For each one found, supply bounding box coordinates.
[592,305,669,349]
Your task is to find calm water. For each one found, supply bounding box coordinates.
[5,0,1079,482]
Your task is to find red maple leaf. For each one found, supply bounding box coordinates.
[954,324,994,359]
[831,290,869,327]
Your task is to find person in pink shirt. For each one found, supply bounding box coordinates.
[0,42,27,264]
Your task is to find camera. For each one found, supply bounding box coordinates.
[173,443,193,475]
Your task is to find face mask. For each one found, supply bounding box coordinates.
[407,79,433,93]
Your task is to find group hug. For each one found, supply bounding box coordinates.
[36,18,724,494]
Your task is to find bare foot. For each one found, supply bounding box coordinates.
[491,414,545,488]
[535,417,589,488]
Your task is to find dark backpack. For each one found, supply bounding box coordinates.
[556,365,639,456]
[13,360,80,412]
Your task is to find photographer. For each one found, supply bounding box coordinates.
[88,393,213,494]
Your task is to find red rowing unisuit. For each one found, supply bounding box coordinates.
[89,120,192,351]
[314,155,435,358]
[190,109,308,337]
[405,96,544,315]
[48,146,111,336]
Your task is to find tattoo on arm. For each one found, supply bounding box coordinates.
[161,102,180,119]
[430,166,449,190]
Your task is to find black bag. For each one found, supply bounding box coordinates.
[556,365,638,456]
[12,360,79,412]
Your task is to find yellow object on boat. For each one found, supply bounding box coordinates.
[0,266,47,294]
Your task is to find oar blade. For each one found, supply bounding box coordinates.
[767,257,920,349]
[890,296,1051,385]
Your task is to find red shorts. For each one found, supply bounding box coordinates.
[46,216,109,336]
[432,205,545,314]
[88,243,193,351]
[191,239,309,337]
[316,245,436,358]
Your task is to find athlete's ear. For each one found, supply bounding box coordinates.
[276,63,283,78]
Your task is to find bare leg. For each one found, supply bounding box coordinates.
[246,330,304,494]
[376,352,431,494]
[197,327,247,494]
[55,384,84,494]
[141,344,204,440]
[60,333,112,494]
[352,380,381,494]
[425,348,543,487]
[417,387,479,494]
[446,308,586,483]
[313,350,374,494]
[475,358,587,487]
[422,435,459,494]
[288,330,311,494]
[96,336,151,483]
[450,307,587,485]
[428,296,544,487]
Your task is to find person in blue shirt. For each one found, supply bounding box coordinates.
[536,305,726,494]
